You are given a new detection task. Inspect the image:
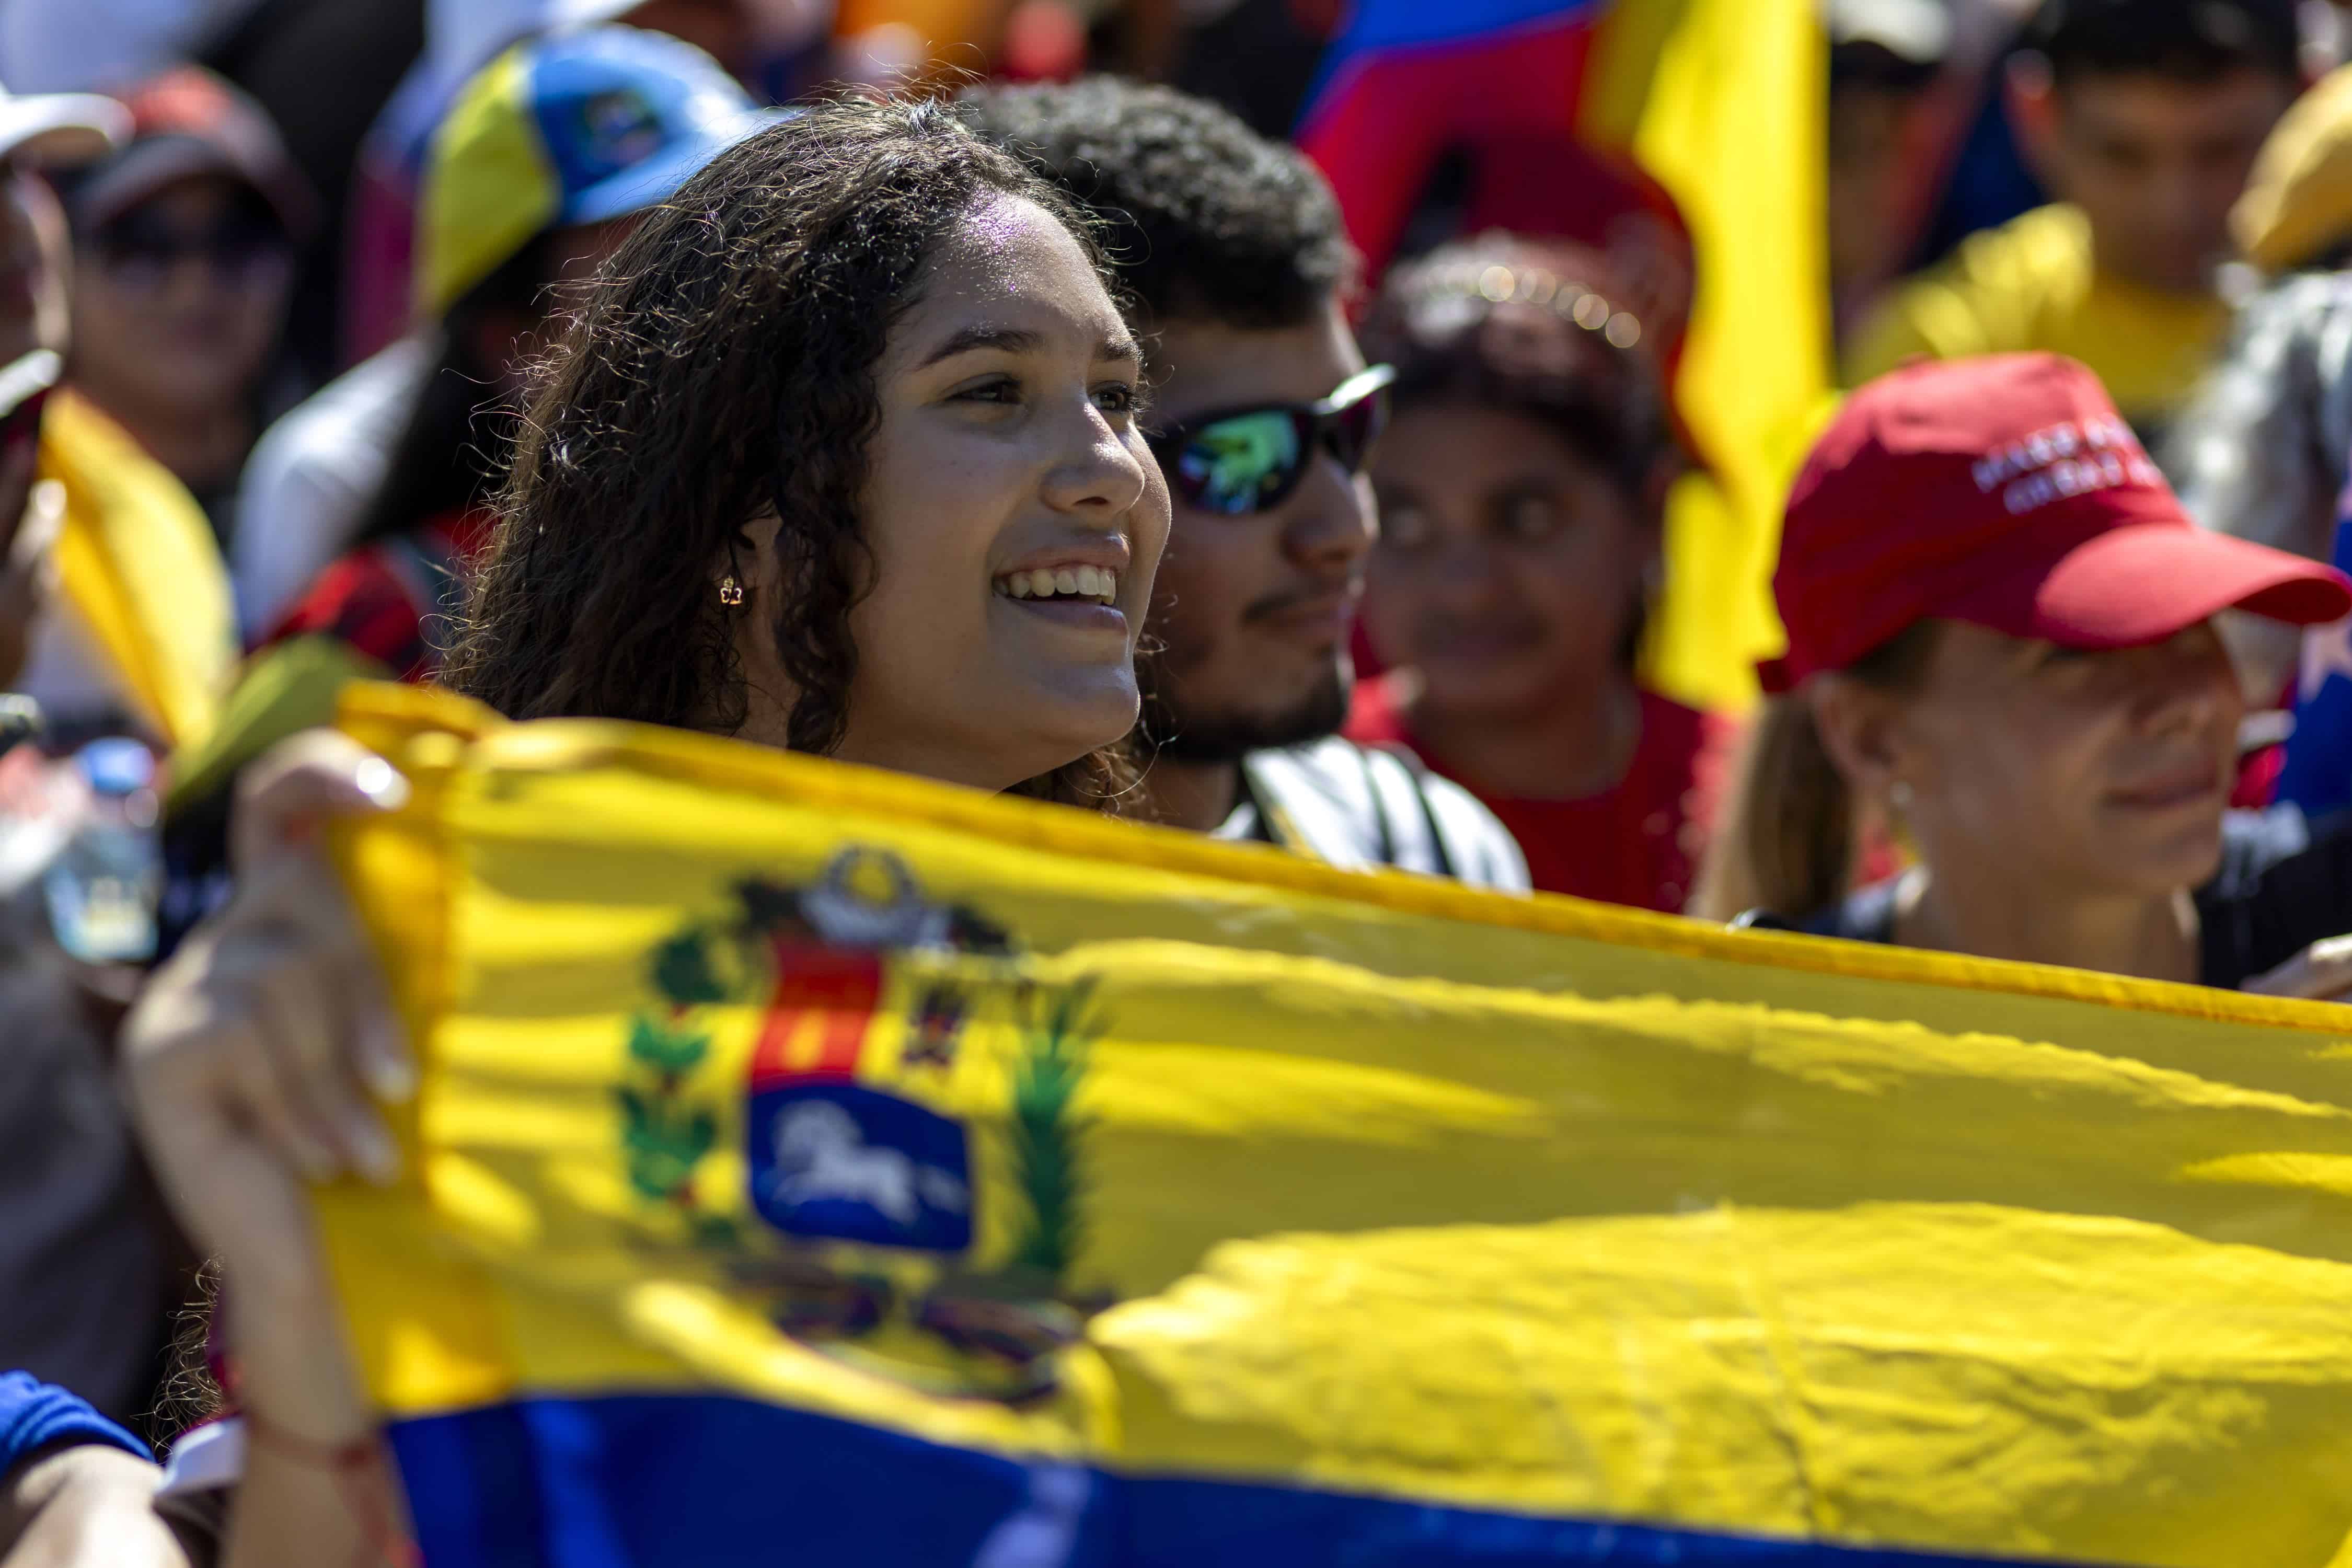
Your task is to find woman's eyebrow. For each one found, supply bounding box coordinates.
[917,324,1143,370]
[918,325,1045,368]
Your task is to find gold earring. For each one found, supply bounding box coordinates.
[718,575,745,606]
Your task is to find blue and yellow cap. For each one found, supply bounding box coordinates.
[418,25,775,319]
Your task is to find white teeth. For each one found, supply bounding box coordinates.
[995,566,1121,603]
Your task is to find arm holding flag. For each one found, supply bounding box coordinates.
[122,732,415,1568]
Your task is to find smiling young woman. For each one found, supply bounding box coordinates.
[444,99,1166,804]
[117,95,1169,1568]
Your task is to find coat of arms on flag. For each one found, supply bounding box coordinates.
[608,845,1109,1403]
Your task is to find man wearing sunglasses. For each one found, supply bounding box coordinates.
[962,78,1528,889]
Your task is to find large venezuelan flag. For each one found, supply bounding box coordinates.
[1298,0,1830,712]
[323,683,2352,1566]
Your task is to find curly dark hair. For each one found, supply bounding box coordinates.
[955,77,1354,332]
[440,95,1135,806]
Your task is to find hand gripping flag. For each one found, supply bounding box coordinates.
[321,682,2352,1567]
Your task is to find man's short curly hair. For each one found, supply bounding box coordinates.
[958,77,1355,332]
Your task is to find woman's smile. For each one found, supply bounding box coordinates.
[993,563,1121,604]
[993,559,1128,635]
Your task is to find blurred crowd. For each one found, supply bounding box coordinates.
[6,0,2352,1560]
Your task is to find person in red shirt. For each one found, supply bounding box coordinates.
[1343,233,1732,910]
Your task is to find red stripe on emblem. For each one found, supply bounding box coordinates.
[747,942,886,1088]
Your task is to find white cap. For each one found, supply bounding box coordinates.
[0,80,129,166]
[1824,0,1954,64]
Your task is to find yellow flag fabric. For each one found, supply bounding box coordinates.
[39,391,235,746]
[323,682,2352,1568]
[1583,0,1833,712]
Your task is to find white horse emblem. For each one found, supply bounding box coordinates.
[770,1100,967,1223]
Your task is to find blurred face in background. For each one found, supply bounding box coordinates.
[1140,299,1376,758]
[70,174,290,418]
[2019,65,2294,293]
[1366,401,1650,720]
[0,166,71,365]
[1826,76,1929,294]
[1823,621,2243,902]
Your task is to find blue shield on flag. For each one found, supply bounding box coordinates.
[746,1083,974,1252]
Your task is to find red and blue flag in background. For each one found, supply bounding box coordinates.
[1297,0,1831,712]
[1297,1,1620,284]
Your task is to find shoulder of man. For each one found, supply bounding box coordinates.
[2169,271,2352,549]
[231,336,436,628]
[1240,737,1531,893]
[1842,204,2087,388]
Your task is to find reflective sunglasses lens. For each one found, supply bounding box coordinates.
[1175,409,1305,515]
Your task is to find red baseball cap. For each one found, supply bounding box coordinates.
[1762,353,2352,693]
[66,68,315,240]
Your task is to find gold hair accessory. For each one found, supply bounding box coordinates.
[1415,259,1643,349]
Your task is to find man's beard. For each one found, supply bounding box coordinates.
[1137,648,1353,764]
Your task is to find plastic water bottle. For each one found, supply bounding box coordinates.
[43,737,162,964]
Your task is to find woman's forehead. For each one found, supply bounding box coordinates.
[909,194,1124,337]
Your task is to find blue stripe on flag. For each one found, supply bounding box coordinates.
[386,1392,2115,1568]
[1323,0,1597,53]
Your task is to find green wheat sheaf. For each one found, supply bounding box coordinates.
[620,929,724,1204]
[1004,978,1100,1283]
[651,924,731,1008]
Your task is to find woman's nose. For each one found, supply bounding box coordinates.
[1041,403,1149,522]
[1423,536,1509,604]
[2137,634,2239,732]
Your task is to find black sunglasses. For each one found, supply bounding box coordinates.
[90,210,290,290]
[1146,364,1396,516]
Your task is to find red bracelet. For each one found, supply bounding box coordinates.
[240,1410,379,1472]
[240,1411,421,1568]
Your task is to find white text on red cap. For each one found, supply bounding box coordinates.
[1969,416,2160,516]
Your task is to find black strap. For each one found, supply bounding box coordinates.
[1355,744,1398,867]
[1362,744,1459,880]
[1406,757,1460,881]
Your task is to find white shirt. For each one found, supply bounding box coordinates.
[230,334,432,637]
